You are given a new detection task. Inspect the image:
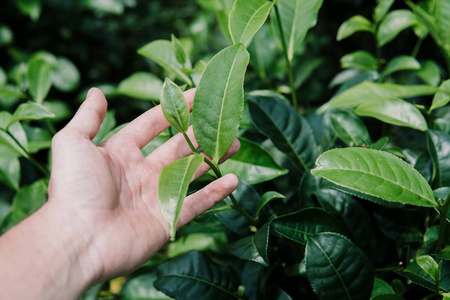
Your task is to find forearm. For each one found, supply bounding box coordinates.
[0,201,96,300]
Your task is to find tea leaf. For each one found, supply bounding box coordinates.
[27,58,53,103]
[122,273,171,300]
[157,154,204,239]
[51,57,80,92]
[417,60,441,86]
[374,0,395,23]
[192,43,249,164]
[171,34,188,66]
[427,130,450,188]
[230,222,270,266]
[154,251,239,299]
[401,258,450,293]
[8,102,55,128]
[381,55,421,77]
[330,110,371,146]
[311,148,436,207]
[377,10,419,47]
[353,98,428,131]
[138,40,192,86]
[218,137,288,184]
[340,50,378,71]
[337,15,374,41]
[274,0,323,61]
[416,255,440,281]
[11,179,47,225]
[434,0,450,56]
[272,208,345,245]
[117,72,163,101]
[248,93,319,171]
[0,157,20,190]
[0,112,28,157]
[305,232,373,300]
[430,79,450,111]
[229,0,273,45]
[255,191,285,220]
[317,81,437,113]
[160,78,190,134]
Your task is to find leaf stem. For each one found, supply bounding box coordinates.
[181,132,256,225]
[274,4,298,111]
[436,194,450,253]
[411,37,424,58]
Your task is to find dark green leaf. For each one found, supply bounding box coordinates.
[271,208,345,245]
[427,129,450,188]
[11,179,47,225]
[161,78,190,134]
[337,15,374,41]
[255,191,285,220]
[230,221,271,266]
[401,257,450,293]
[305,232,373,300]
[373,208,423,242]
[377,10,420,47]
[218,137,288,184]
[27,58,53,103]
[155,251,239,300]
[192,43,249,164]
[158,154,204,239]
[81,0,124,15]
[311,148,436,207]
[340,51,378,71]
[248,93,319,171]
[381,55,421,77]
[229,0,273,45]
[330,110,371,146]
[8,102,55,128]
[416,255,440,281]
[371,277,396,298]
[117,72,163,101]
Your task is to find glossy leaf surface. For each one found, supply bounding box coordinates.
[193,43,249,164]
[157,154,203,239]
[382,55,421,77]
[27,58,53,103]
[8,102,55,128]
[161,78,190,134]
[374,0,395,23]
[417,60,441,86]
[305,232,373,300]
[311,148,436,207]
[230,222,270,266]
[430,80,450,111]
[337,15,374,41]
[155,251,239,300]
[330,110,371,146]
[218,137,288,184]
[255,191,285,220]
[340,51,378,71]
[271,208,345,245]
[138,40,192,86]
[51,57,80,92]
[117,72,163,101]
[401,258,450,293]
[229,0,273,45]
[427,130,450,188]
[377,10,419,47]
[248,93,319,171]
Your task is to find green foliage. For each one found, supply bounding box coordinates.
[3,0,450,298]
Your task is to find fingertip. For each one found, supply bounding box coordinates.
[183,88,196,108]
[222,173,239,192]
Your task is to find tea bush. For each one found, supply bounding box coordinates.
[1,0,450,299]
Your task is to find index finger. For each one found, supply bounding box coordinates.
[107,88,196,149]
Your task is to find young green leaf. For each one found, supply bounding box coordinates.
[157,154,204,239]
[273,0,323,61]
[374,0,395,23]
[229,0,274,45]
[154,251,239,299]
[117,72,163,101]
[371,278,396,298]
[401,258,450,293]
[255,191,285,220]
[311,148,437,207]
[340,50,378,71]
[229,222,270,266]
[353,98,428,132]
[7,102,55,128]
[305,232,373,300]
[192,43,249,164]
[51,57,80,92]
[27,58,53,103]
[430,79,450,111]
[0,112,28,157]
[247,93,319,171]
[381,55,421,77]
[377,10,420,47]
[217,137,288,184]
[92,111,117,145]
[138,40,192,86]
[417,60,441,86]
[171,34,187,66]
[330,110,371,146]
[248,24,276,80]
[160,78,190,134]
[416,255,440,281]
[337,15,374,41]
[317,81,437,113]
[271,208,345,245]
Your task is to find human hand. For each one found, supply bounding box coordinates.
[47,88,239,287]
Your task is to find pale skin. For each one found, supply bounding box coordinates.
[0,88,240,300]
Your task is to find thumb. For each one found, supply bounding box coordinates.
[64,88,108,140]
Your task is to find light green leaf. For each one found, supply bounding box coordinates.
[27,58,53,103]
[248,24,277,81]
[353,98,428,131]
[192,43,249,164]
[377,10,420,47]
[43,100,72,122]
[401,257,450,293]
[11,179,47,225]
[248,93,319,171]
[218,137,288,184]
[371,278,396,298]
[229,0,273,45]
[330,110,371,146]
[16,0,41,21]
[317,81,437,114]
[7,102,55,128]
[311,148,436,207]
[157,154,204,239]
[416,255,440,281]
[0,112,28,157]
[117,72,163,101]
[337,15,374,41]
[51,57,80,92]
[374,0,395,23]
[167,232,227,258]
[274,0,324,61]
[305,232,373,300]
[430,80,450,111]
[230,222,271,266]
[161,78,190,134]
[340,51,378,71]
[92,111,116,145]
[23,125,52,154]
[0,85,26,100]
[255,191,285,220]
[0,25,13,46]
[0,157,20,190]
[138,40,192,86]
[417,60,441,86]
[272,208,345,245]
[171,34,190,67]
[382,55,421,77]
[155,251,239,299]
[122,273,172,300]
